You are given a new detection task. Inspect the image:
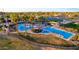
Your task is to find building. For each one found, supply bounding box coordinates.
[72,20,79,24]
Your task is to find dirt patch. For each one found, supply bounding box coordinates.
[20,33,76,47]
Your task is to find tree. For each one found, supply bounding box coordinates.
[10,13,19,23]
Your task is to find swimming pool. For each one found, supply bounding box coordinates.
[42,27,75,39]
[18,24,75,40]
[18,24,32,32]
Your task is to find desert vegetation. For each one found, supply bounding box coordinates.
[0,12,79,50]
[0,34,40,50]
[19,33,76,47]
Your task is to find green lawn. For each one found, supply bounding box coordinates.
[61,23,79,29]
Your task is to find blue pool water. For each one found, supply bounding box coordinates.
[18,24,75,39]
[42,27,74,39]
[18,24,32,32]
[18,24,26,32]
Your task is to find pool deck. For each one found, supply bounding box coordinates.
[17,24,76,40]
[25,29,75,40]
[50,26,76,40]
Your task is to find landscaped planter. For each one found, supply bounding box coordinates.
[32,28,42,33]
